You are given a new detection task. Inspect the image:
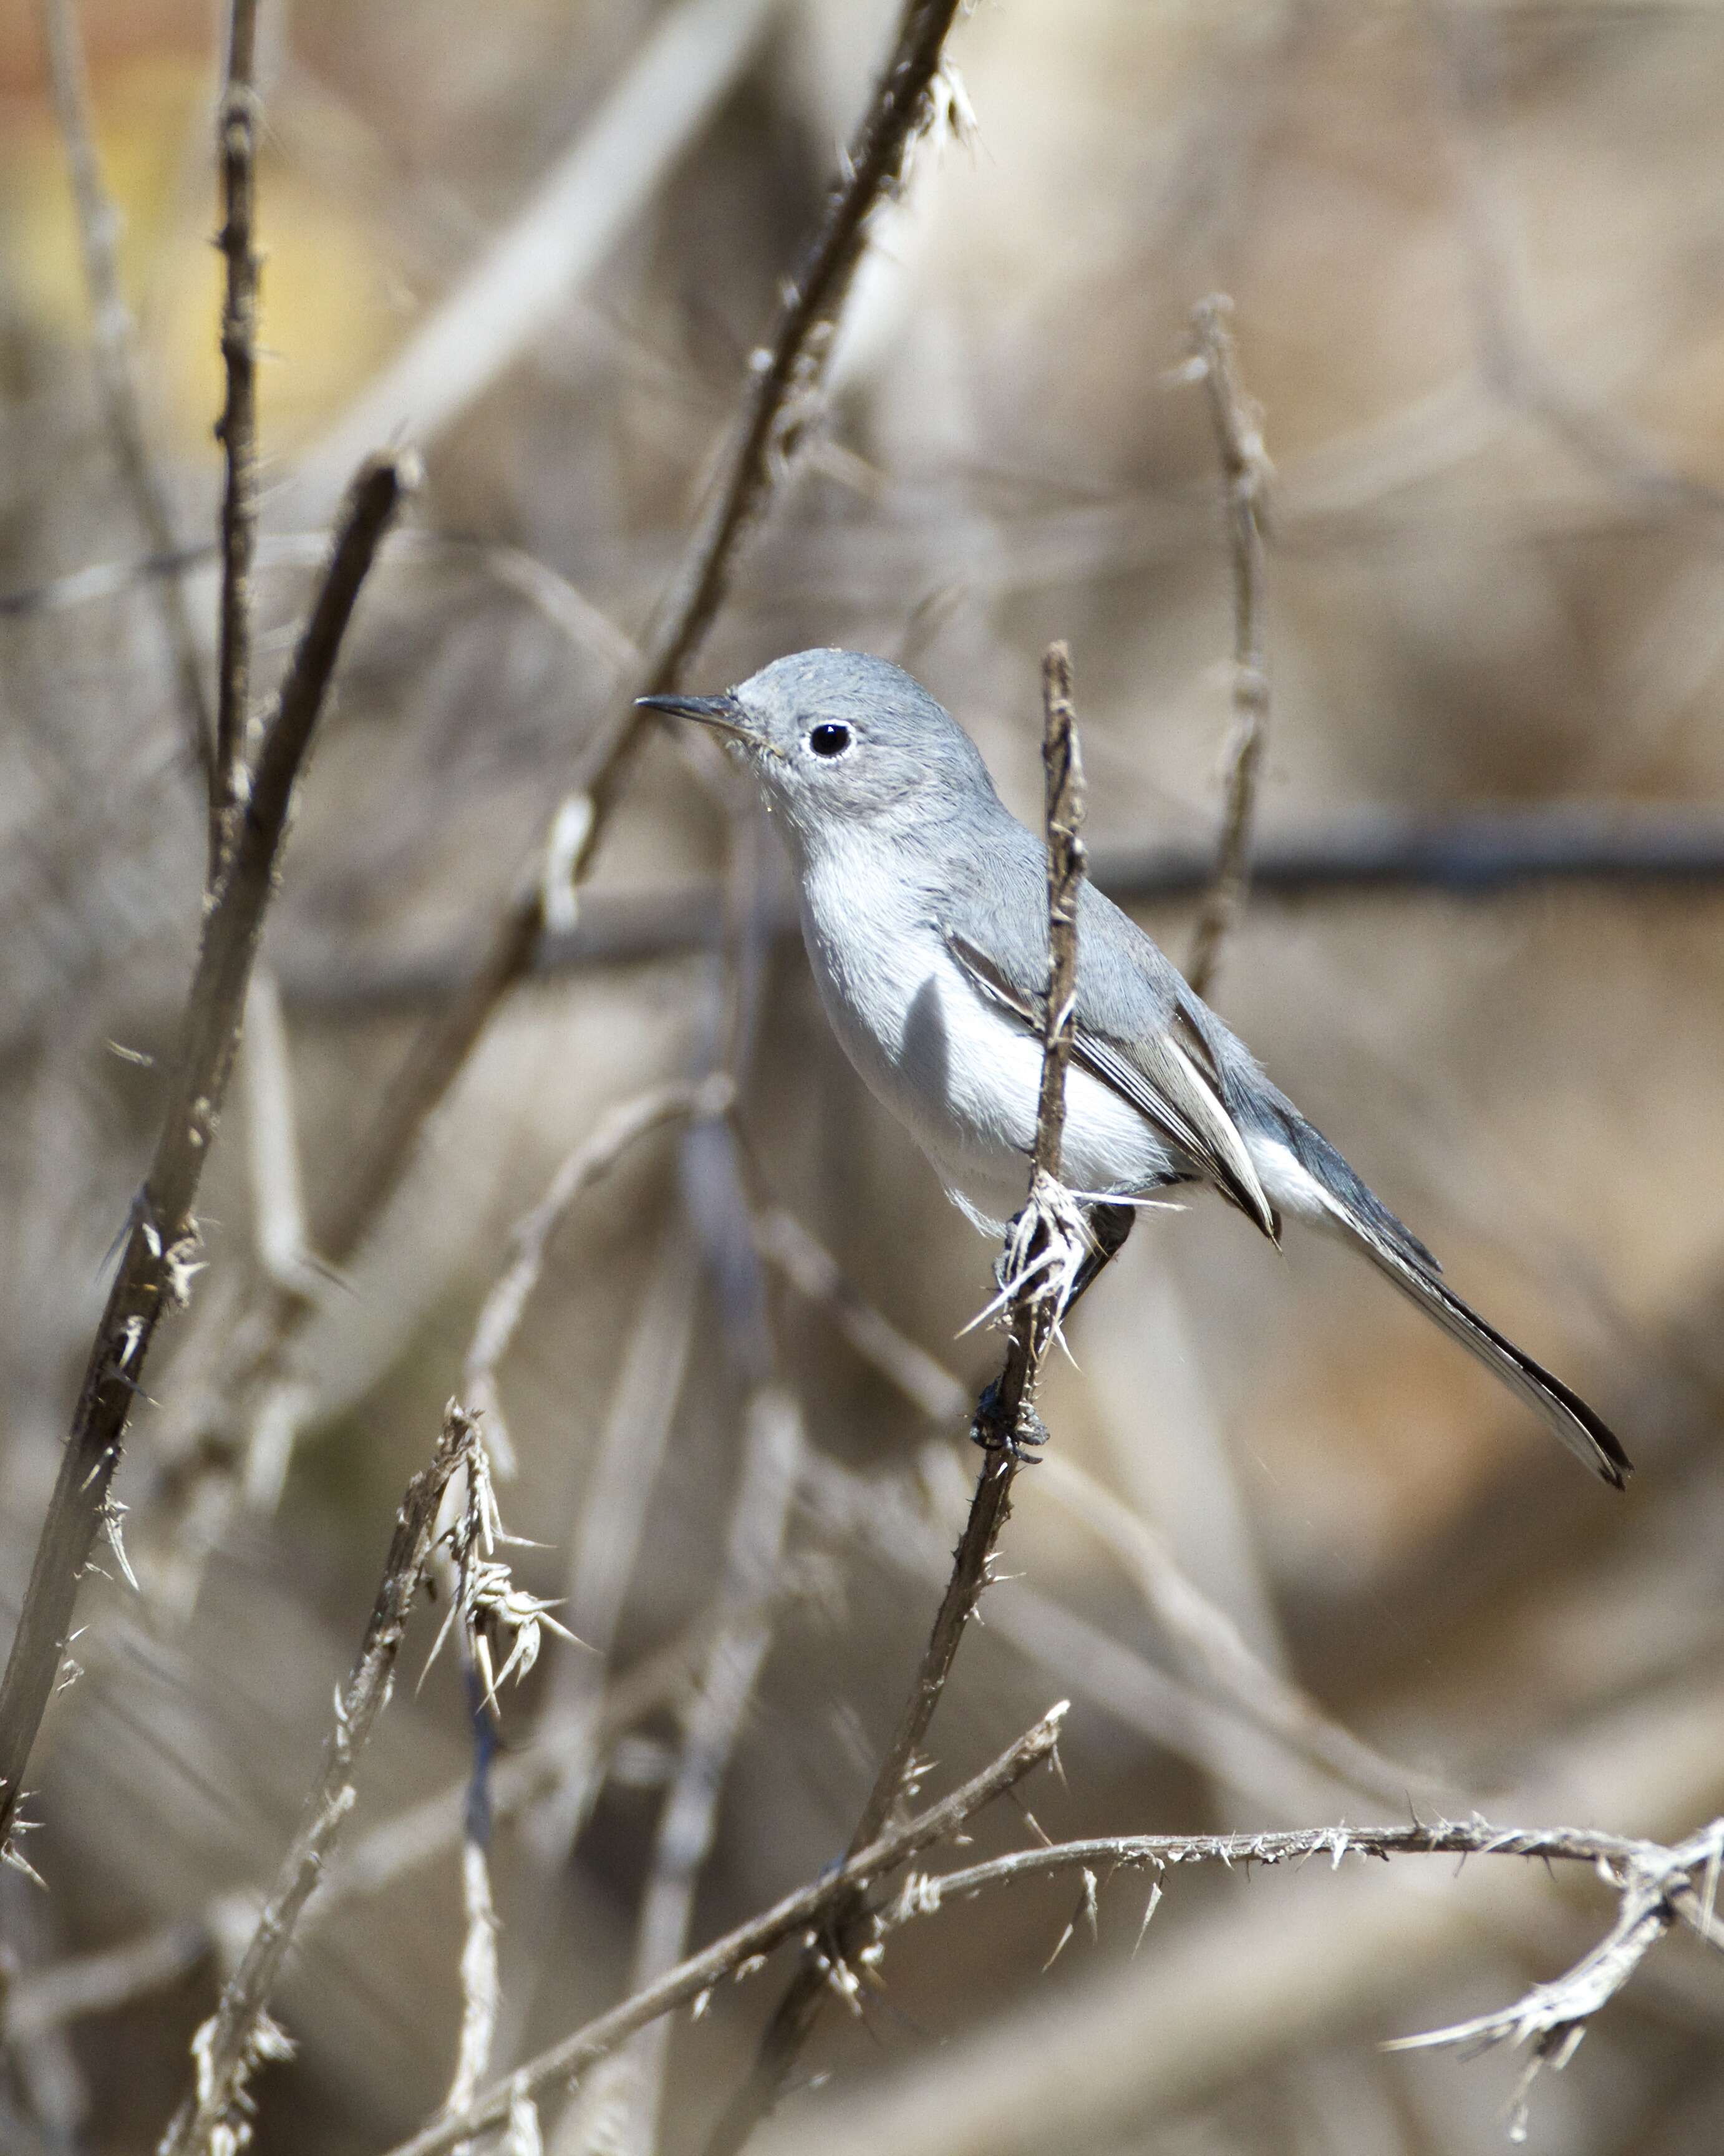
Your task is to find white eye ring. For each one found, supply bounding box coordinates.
[807,722,853,759]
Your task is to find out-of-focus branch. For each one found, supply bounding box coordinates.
[40,0,215,798]
[1184,294,1272,1002]
[276,0,783,528]
[0,454,410,1861]
[463,1076,731,1467]
[599,1389,805,2156]
[9,1614,730,2048]
[699,643,1089,2155]
[375,1707,1068,2156]
[213,0,261,857]
[277,804,1724,1013]
[157,1404,477,2156]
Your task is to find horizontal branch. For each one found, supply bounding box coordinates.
[278,806,1724,1012]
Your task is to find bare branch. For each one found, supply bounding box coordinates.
[0,453,411,1860]
[157,1402,479,2156]
[41,0,215,797]
[463,1076,732,1462]
[608,1389,805,2156]
[1184,294,1272,1002]
[699,643,1089,2154]
[277,801,1724,1014]
[375,1707,1068,2156]
[212,0,262,857]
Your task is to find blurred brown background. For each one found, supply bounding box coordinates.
[2,0,1723,2150]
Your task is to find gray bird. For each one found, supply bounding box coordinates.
[641,649,1630,1488]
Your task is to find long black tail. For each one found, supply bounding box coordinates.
[1343,1207,1631,1489]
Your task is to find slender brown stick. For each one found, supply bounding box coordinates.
[213,0,262,860]
[0,454,410,1858]
[1185,295,1272,1003]
[157,1404,478,2156]
[697,644,1088,2156]
[41,0,216,798]
[375,1707,1068,2156]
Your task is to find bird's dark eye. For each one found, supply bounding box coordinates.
[808,722,852,759]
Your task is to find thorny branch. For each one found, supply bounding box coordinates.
[167,0,971,1525]
[866,1814,1724,2138]
[0,454,410,1860]
[375,1707,1069,2156]
[1184,294,1272,1003]
[41,0,216,797]
[697,642,1091,2155]
[213,0,262,860]
[157,1404,503,2156]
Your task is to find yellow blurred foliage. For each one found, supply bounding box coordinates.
[3,50,400,454]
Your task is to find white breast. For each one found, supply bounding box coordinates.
[797,833,1176,1230]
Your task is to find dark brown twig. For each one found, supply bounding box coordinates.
[374,1707,1068,2156]
[40,0,216,797]
[157,1403,479,2156]
[1184,294,1271,1003]
[0,454,410,1859]
[698,643,1088,2155]
[213,0,262,863]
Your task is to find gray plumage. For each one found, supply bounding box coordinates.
[641,649,1630,1489]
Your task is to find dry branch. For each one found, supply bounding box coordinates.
[1184,294,1272,1002]
[698,643,1090,2155]
[277,802,1724,1013]
[376,1707,1068,2156]
[213,0,261,854]
[158,1403,479,2156]
[606,1388,806,2156]
[41,0,215,799]
[0,454,410,1858]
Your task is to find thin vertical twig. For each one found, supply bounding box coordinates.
[697,643,1089,2156]
[0,454,411,1861]
[40,0,216,795]
[1184,294,1272,1003]
[157,1404,479,2156]
[594,1388,805,2156]
[213,0,263,863]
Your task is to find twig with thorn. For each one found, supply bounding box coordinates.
[696,640,1088,2156]
[157,1402,478,2156]
[372,1707,1068,2156]
[0,453,411,1863]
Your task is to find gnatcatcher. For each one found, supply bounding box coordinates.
[641,649,1630,1488]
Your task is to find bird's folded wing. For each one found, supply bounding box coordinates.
[944,931,1279,1242]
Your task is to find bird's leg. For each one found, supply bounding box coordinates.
[972,1202,1135,1457]
[1065,1199,1135,1314]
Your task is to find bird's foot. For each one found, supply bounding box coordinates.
[970,1383,1048,1461]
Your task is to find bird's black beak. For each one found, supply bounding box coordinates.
[636,691,758,745]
